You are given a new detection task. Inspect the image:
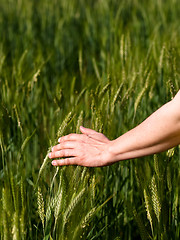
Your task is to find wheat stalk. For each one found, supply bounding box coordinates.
[134,71,151,117]
[81,207,96,229]
[76,111,83,133]
[132,208,149,240]
[53,189,63,233]
[154,154,162,180]
[45,205,51,225]
[92,57,100,81]
[151,175,161,222]
[50,166,59,191]
[20,207,26,237]
[91,175,96,204]
[99,82,111,99]
[158,45,165,73]
[111,82,123,113]
[166,147,175,158]
[144,189,153,235]
[54,189,63,220]
[167,165,172,192]
[13,104,23,138]
[2,210,10,240]
[12,212,20,240]
[72,207,96,239]
[120,34,124,64]
[57,111,74,137]
[78,47,83,76]
[80,167,87,181]
[62,187,86,236]
[37,187,45,230]
[75,88,87,106]
[2,187,11,240]
[71,166,82,188]
[38,149,51,181]
[10,173,17,212]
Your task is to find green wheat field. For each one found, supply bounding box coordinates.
[0,0,180,239]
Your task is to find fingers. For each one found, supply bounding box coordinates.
[56,127,108,145]
[52,141,78,152]
[49,126,110,168]
[51,157,78,166]
[49,149,77,159]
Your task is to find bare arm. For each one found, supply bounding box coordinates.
[109,90,180,162]
[49,91,180,167]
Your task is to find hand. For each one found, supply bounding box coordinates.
[48,126,112,167]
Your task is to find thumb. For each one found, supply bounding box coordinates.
[80,126,98,135]
[80,126,109,142]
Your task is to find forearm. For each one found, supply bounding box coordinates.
[109,93,180,162]
[49,91,180,167]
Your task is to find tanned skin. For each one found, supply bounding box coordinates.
[49,91,180,167]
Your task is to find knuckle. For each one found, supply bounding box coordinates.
[62,134,72,141]
[54,144,60,151]
[64,142,71,148]
[60,142,65,149]
[61,150,66,157]
[66,158,70,165]
[54,151,60,158]
[79,156,84,162]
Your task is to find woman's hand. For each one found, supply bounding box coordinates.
[49,90,180,167]
[49,126,112,167]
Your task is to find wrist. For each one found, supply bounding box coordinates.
[106,140,122,165]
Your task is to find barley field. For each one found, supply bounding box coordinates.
[0,0,180,239]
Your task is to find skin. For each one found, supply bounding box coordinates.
[49,90,180,167]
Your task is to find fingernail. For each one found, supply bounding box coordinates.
[48,153,52,158]
[51,147,54,152]
[51,161,56,166]
[58,138,61,143]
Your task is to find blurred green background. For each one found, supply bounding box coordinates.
[0,0,180,239]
